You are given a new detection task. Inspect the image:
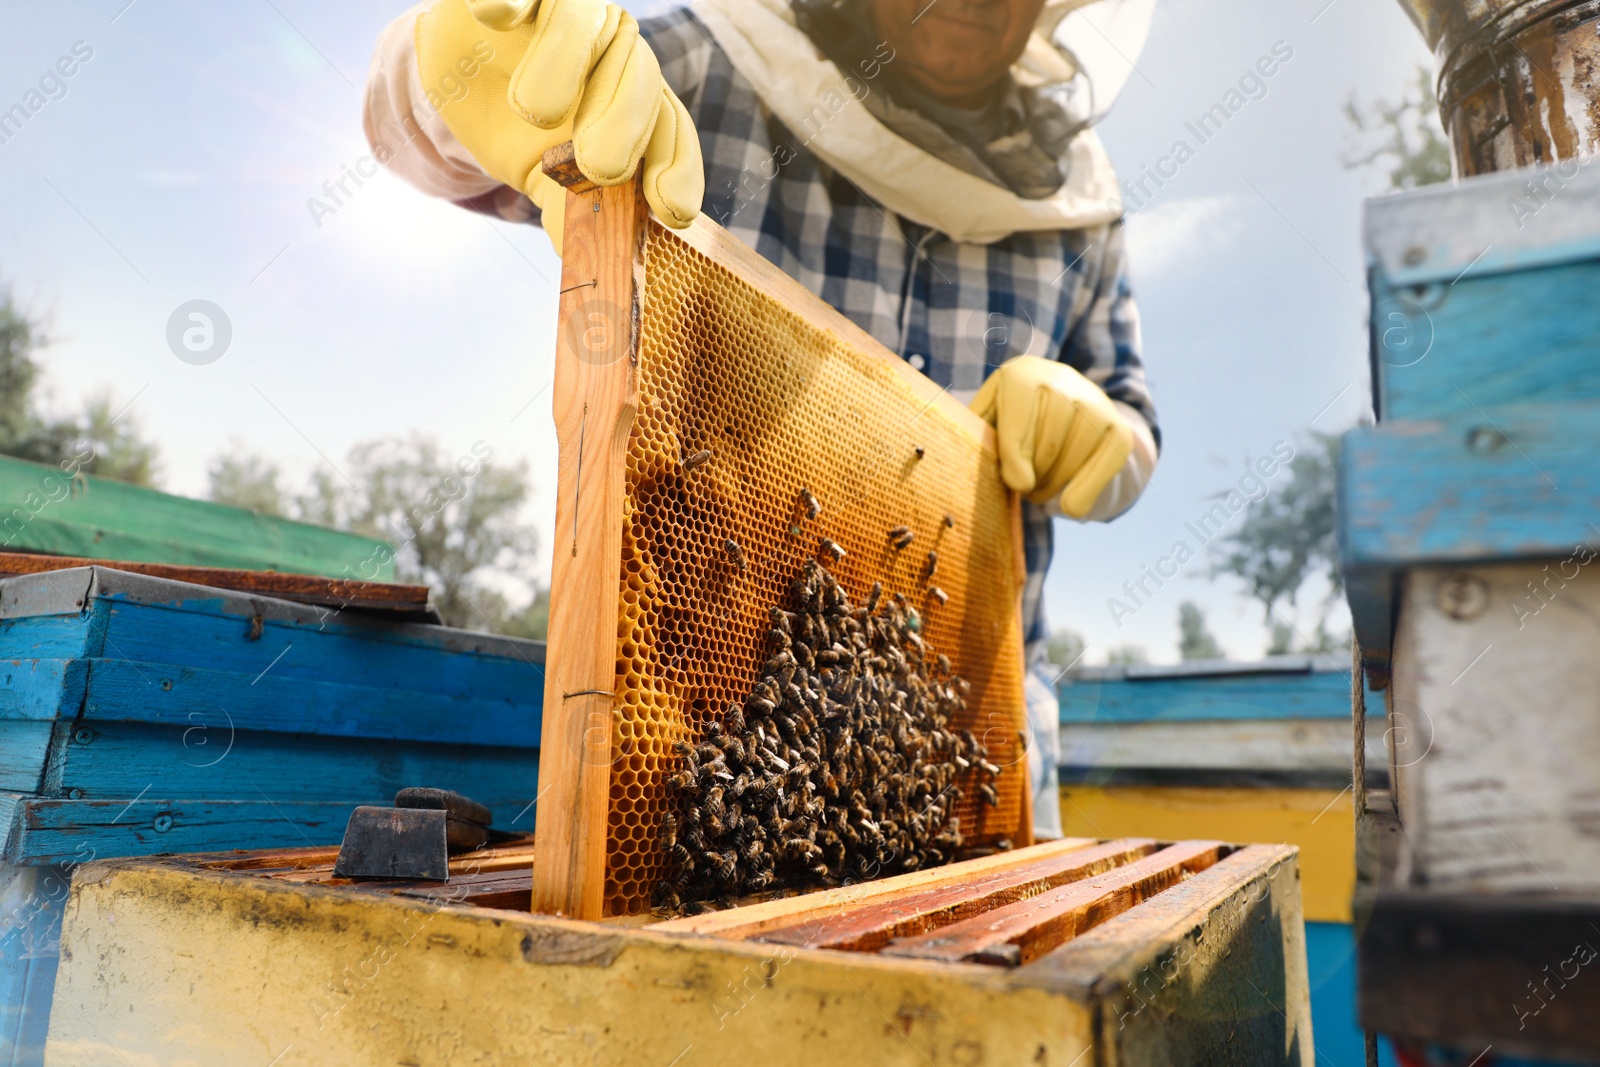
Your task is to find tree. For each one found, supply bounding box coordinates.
[344,435,539,633]
[1210,433,1348,653]
[0,290,43,449]
[1344,65,1452,190]
[0,284,159,485]
[208,449,286,516]
[1177,601,1223,661]
[1211,433,1340,618]
[1044,627,1087,674]
[1104,644,1148,666]
[206,435,550,640]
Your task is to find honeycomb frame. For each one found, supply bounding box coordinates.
[534,147,1030,918]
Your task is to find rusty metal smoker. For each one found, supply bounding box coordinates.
[1398,0,1600,174]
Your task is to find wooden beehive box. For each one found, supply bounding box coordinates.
[536,146,1031,918]
[43,837,1312,1066]
[1342,162,1600,1061]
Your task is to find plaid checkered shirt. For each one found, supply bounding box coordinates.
[468,7,1161,660]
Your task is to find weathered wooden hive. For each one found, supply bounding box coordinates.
[40,150,1315,1066]
[43,836,1311,1065]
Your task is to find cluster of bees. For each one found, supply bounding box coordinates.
[653,555,1003,913]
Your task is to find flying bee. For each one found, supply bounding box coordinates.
[682,448,712,472]
[725,539,747,570]
[819,538,845,562]
[799,488,822,519]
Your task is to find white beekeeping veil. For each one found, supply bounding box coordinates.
[1023,0,1158,130]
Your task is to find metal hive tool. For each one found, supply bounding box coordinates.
[535,143,1031,919]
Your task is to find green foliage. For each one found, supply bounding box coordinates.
[346,435,538,634]
[1267,621,1294,656]
[1104,644,1149,666]
[0,285,159,485]
[0,293,42,449]
[208,449,286,517]
[1211,433,1341,623]
[206,435,549,640]
[1177,601,1224,661]
[1044,627,1087,673]
[1344,65,1452,190]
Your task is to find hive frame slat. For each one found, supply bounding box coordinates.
[532,148,648,919]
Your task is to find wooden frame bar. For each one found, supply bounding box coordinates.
[531,145,647,919]
[882,840,1227,966]
[754,838,1158,951]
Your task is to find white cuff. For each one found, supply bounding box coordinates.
[362,3,503,202]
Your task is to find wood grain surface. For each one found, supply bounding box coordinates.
[0,552,430,614]
[530,148,647,919]
[754,838,1157,952]
[882,840,1226,966]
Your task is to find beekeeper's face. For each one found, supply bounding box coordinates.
[869,0,1048,106]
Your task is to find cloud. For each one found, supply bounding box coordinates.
[1124,194,1240,277]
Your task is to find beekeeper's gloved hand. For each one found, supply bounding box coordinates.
[971,356,1135,519]
[416,0,704,254]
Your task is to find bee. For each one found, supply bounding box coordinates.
[665,555,998,908]
[799,488,822,519]
[819,538,845,562]
[652,880,682,913]
[913,446,925,460]
[887,525,912,546]
[682,448,712,472]
[929,586,948,606]
[943,514,955,528]
[660,812,678,850]
[979,783,999,807]
[924,551,938,579]
[725,538,747,570]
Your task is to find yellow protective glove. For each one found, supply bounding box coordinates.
[415,0,704,254]
[970,356,1135,519]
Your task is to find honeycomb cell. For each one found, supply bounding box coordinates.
[598,220,1026,916]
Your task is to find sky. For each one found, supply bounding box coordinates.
[0,0,1432,663]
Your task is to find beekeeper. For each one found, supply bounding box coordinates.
[365,0,1160,839]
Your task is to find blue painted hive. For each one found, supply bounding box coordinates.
[0,565,544,863]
